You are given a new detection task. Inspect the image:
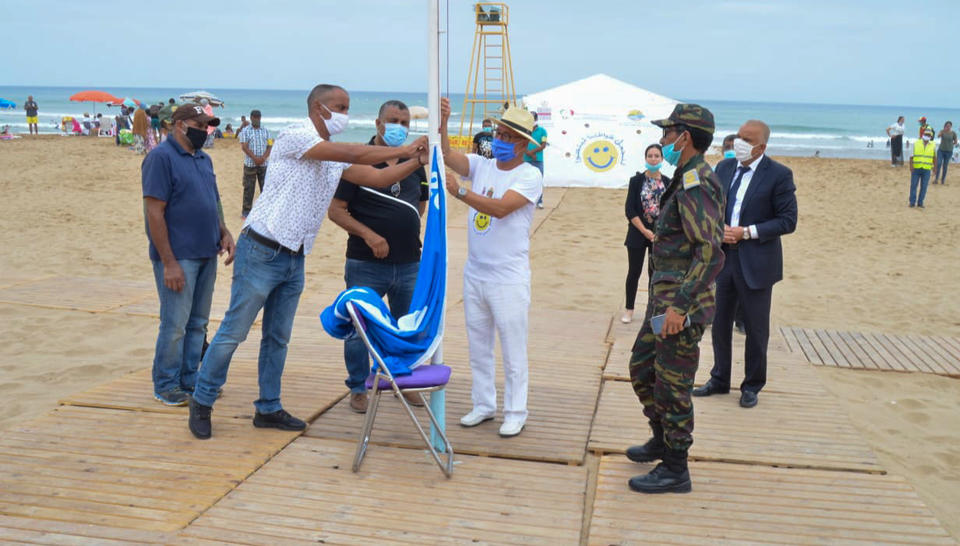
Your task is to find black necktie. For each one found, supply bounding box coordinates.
[725,166,750,225]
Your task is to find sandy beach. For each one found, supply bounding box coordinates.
[1,135,958,537]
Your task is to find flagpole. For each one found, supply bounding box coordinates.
[427,0,447,452]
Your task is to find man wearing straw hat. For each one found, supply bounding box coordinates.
[439,97,544,438]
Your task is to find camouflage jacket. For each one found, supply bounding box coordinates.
[650,153,725,324]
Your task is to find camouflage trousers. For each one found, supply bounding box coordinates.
[628,307,705,452]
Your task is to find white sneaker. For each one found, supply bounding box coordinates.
[499,420,525,437]
[620,310,633,324]
[460,408,495,427]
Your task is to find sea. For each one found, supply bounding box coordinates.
[2,85,958,160]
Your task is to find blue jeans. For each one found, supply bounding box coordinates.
[151,257,217,394]
[909,169,931,206]
[343,258,419,392]
[193,233,304,413]
[934,150,952,182]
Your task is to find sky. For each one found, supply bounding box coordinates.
[3,0,959,108]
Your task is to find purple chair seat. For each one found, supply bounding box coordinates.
[365,365,451,391]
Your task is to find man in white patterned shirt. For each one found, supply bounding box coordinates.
[189,84,428,439]
[238,109,271,218]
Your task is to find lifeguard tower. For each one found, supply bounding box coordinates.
[457,3,517,146]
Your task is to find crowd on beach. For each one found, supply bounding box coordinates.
[885,115,957,208]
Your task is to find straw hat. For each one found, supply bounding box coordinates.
[489,106,540,146]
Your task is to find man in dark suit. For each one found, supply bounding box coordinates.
[693,120,797,408]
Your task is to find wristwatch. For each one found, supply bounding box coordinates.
[742,227,751,240]
[457,186,468,199]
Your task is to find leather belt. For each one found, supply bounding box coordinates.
[243,228,303,256]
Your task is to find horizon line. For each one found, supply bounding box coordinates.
[0,83,956,112]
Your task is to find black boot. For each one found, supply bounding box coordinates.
[628,448,691,494]
[625,422,665,463]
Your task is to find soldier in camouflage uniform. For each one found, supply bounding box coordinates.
[624,104,726,494]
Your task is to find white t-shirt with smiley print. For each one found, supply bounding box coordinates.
[463,154,543,285]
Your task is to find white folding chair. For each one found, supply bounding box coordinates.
[346,302,454,477]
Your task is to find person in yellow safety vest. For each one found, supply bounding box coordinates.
[909,128,936,208]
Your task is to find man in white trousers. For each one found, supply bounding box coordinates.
[439,97,543,437]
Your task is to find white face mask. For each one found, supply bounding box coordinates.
[733,137,759,163]
[922,135,931,142]
[321,103,349,136]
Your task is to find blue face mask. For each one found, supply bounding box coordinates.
[483,126,493,133]
[381,123,408,147]
[661,132,685,166]
[723,150,736,159]
[491,138,517,161]
[645,161,663,172]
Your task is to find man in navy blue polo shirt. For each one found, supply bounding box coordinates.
[142,104,236,406]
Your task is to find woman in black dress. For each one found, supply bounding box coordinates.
[622,144,669,323]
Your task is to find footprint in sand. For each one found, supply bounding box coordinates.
[897,398,927,410]
[905,411,931,425]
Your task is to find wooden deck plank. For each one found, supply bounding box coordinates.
[788,326,826,365]
[849,330,898,370]
[881,332,937,374]
[896,333,952,375]
[587,458,954,546]
[800,327,838,366]
[779,326,799,353]
[835,330,874,369]
[178,438,585,545]
[589,380,881,473]
[0,406,300,534]
[814,328,851,367]
[0,514,171,544]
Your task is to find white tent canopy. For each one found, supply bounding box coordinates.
[522,74,679,188]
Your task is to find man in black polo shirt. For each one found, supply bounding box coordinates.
[328,99,428,413]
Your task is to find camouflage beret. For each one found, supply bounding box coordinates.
[652,103,715,135]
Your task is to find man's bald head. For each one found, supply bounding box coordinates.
[743,120,771,144]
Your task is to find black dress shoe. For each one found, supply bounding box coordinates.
[253,409,306,431]
[739,390,758,408]
[188,397,212,440]
[692,380,730,397]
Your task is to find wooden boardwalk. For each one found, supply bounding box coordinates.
[590,458,955,545]
[0,273,955,544]
[177,438,587,545]
[781,326,960,377]
[588,379,882,473]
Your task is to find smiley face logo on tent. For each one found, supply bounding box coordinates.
[582,139,619,172]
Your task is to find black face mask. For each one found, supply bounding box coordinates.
[184,126,207,150]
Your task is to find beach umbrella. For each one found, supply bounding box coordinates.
[111,97,141,108]
[0,98,15,110]
[409,105,429,119]
[179,90,224,107]
[69,90,120,114]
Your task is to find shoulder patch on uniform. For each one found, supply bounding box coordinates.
[683,169,700,190]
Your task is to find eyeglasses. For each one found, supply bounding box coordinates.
[494,129,521,142]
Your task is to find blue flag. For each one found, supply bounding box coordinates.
[321,144,447,375]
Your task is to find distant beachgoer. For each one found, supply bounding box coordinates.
[142,104,233,406]
[200,99,215,148]
[188,83,429,440]
[237,115,249,138]
[159,98,176,142]
[934,121,956,184]
[149,102,162,139]
[886,116,905,166]
[132,107,149,154]
[909,128,936,208]
[473,118,493,158]
[238,109,272,218]
[24,95,39,135]
[918,116,933,139]
[622,144,669,324]
[222,123,234,137]
[525,111,548,208]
